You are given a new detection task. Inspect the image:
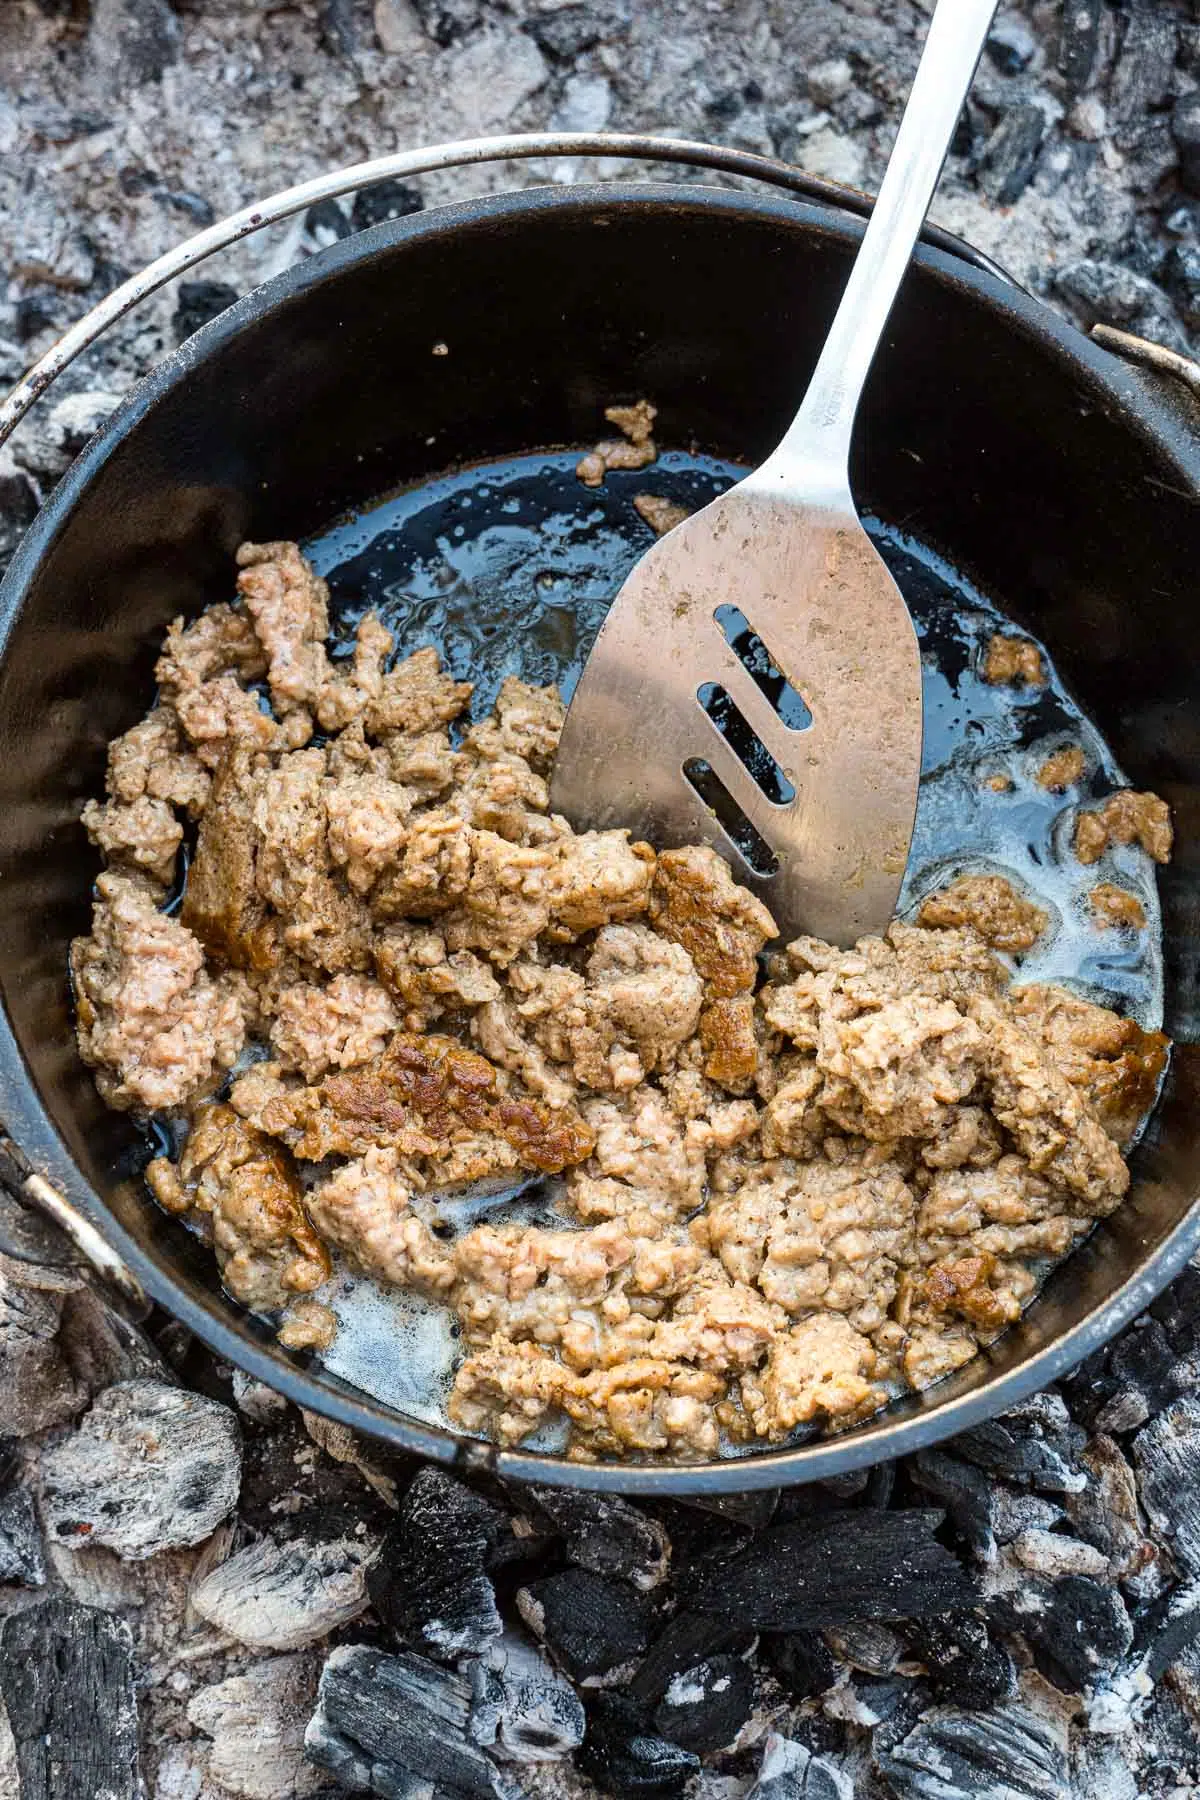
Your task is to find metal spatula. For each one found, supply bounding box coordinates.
[551,0,998,947]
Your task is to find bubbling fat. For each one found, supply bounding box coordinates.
[289,460,1166,1445]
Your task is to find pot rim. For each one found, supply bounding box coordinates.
[2,179,1198,1493]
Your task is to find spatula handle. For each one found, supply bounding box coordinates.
[759,0,999,501]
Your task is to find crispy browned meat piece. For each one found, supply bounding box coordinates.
[917,874,1048,954]
[1089,883,1147,931]
[1037,745,1086,791]
[650,844,777,996]
[320,1033,596,1174]
[1074,789,1173,866]
[982,633,1045,687]
[182,749,271,969]
[147,1102,329,1309]
[1010,983,1168,1150]
[699,994,759,1092]
[919,1253,1016,1336]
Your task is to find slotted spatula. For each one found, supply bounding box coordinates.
[551,0,999,947]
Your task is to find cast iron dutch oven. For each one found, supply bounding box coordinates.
[1,140,1198,1493]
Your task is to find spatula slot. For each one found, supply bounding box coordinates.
[697,683,796,805]
[682,757,780,878]
[713,604,813,730]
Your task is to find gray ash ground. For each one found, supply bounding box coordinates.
[2,0,1200,1797]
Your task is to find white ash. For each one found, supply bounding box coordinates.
[38,1380,242,1561]
[189,1530,380,1651]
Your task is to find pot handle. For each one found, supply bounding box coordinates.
[0,1130,145,1301]
[1090,324,1200,406]
[0,130,1017,451]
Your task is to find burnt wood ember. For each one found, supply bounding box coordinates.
[908,1448,1001,1564]
[525,1487,670,1591]
[368,1467,507,1660]
[1,1598,139,1800]
[988,1572,1133,1692]
[678,1510,976,1630]
[760,1629,841,1701]
[1133,1394,1200,1577]
[0,1477,46,1586]
[38,1379,242,1559]
[874,1701,1070,1800]
[468,1635,586,1762]
[902,1614,1017,1710]
[516,1567,658,1682]
[651,1653,754,1754]
[576,1692,699,1798]
[0,1274,87,1437]
[747,1733,853,1800]
[952,1395,1086,1494]
[306,1644,513,1799]
[631,1609,757,1707]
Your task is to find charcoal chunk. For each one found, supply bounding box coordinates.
[524,2,626,60]
[748,1732,854,1800]
[1064,1433,1163,1597]
[39,1380,241,1560]
[369,1468,505,1660]
[652,1654,753,1754]
[875,1702,1069,1800]
[1109,3,1177,140]
[173,280,239,344]
[953,1395,1085,1493]
[761,1629,840,1700]
[1150,1261,1200,1352]
[527,1487,670,1590]
[1175,92,1200,197]
[468,1635,585,1762]
[1163,241,1200,328]
[1058,0,1102,95]
[985,18,1036,74]
[988,1573,1132,1691]
[351,179,425,231]
[1134,1393,1200,1576]
[306,1644,509,1798]
[909,1449,997,1564]
[577,1693,699,1798]
[517,1567,656,1681]
[902,1614,1016,1710]
[824,1620,905,1676]
[0,1482,46,1587]
[631,1609,756,1706]
[678,1510,975,1630]
[2,1598,138,1800]
[977,104,1046,205]
[0,1274,87,1437]
[409,0,479,46]
[305,198,354,245]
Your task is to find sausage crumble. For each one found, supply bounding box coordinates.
[71,540,1170,1460]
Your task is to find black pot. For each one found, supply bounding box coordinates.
[2,183,1198,1493]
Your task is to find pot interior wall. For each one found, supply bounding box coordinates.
[1,186,1198,1470]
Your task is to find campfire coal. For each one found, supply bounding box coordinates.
[2,0,1200,1795]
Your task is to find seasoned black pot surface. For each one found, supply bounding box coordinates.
[1,186,1198,1491]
